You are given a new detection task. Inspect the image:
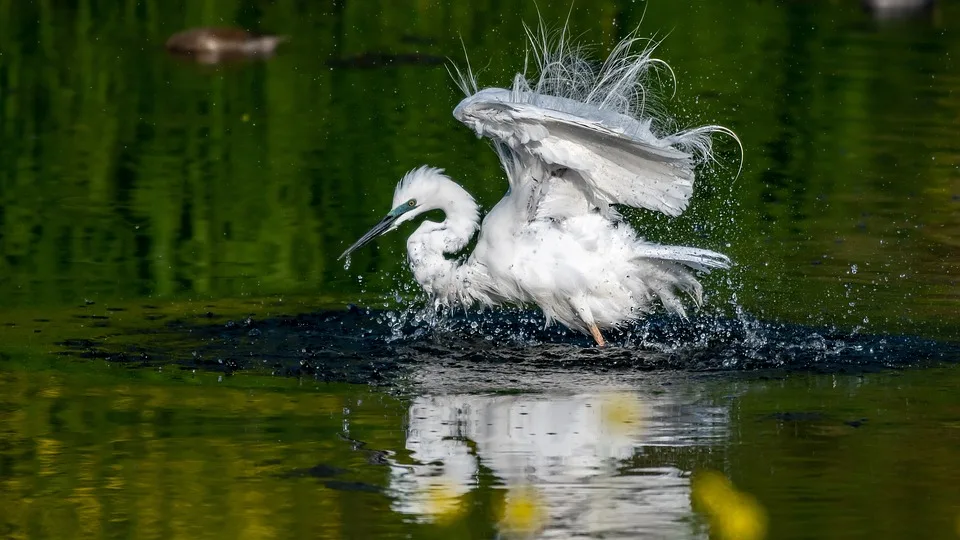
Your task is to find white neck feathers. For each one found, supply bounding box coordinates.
[403,175,480,304]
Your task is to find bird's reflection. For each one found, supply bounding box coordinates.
[388,390,729,537]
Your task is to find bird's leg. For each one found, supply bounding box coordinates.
[589,324,606,348]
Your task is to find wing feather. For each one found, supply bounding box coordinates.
[454,91,697,218]
[449,21,740,222]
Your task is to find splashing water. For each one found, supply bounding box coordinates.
[51,262,959,386]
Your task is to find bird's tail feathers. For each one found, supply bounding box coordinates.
[627,244,731,317]
[633,244,731,273]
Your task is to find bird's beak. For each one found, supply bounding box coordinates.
[338,213,398,260]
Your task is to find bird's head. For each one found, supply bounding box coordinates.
[339,166,472,260]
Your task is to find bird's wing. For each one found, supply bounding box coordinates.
[454,90,697,218]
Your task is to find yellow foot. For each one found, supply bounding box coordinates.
[589,325,606,348]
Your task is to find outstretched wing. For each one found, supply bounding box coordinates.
[454,88,702,218]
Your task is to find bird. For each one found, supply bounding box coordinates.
[165,27,287,64]
[339,20,740,347]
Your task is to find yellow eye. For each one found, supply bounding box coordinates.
[408,199,416,207]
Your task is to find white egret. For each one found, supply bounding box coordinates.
[340,21,740,347]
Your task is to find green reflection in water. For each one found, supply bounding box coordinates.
[727,367,960,539]
[1,361,960,538]
[0,362,410,539]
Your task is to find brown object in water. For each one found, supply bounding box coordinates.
[165,27,287,64]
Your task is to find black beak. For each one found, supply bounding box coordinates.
[339,214,398,260]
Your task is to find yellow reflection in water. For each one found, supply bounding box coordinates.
[599,391,646,436]
[423,479,467,524]
[498,485,546,538]
[36,437,63,477]
[692,470,767,540]
[39,380,62,399]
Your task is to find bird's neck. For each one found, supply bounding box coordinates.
[406,196,480,305]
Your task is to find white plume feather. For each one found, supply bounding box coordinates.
[450,15,743,214]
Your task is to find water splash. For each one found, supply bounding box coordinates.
[54,289,960,384]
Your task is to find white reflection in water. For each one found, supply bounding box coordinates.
[389,389,728,538]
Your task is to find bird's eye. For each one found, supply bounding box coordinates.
[407,199,416,207]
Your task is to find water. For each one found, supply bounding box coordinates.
[1,0,959,538]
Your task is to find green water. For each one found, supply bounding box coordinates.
[1,0,959,538]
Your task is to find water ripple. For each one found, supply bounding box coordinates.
[56,306,960,387]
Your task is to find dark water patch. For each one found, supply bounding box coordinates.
[51,306,960,386]
[757,410,878,440]
[396,307,960,375]
[764,412,827,423]
[277,463,346,480]
[327,52,446,69]
[55,338,101,349]
[339,432,393,465]
[400,34,438,46]
[762,411,870,429]
[323,480,383,494]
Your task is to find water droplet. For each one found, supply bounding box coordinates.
[344,256,352,270]
[850,264,858,274]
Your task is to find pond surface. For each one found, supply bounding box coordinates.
[1,0,959,538]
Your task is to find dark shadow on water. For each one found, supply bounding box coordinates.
[326,52,447,69]
[54,306,960,386]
